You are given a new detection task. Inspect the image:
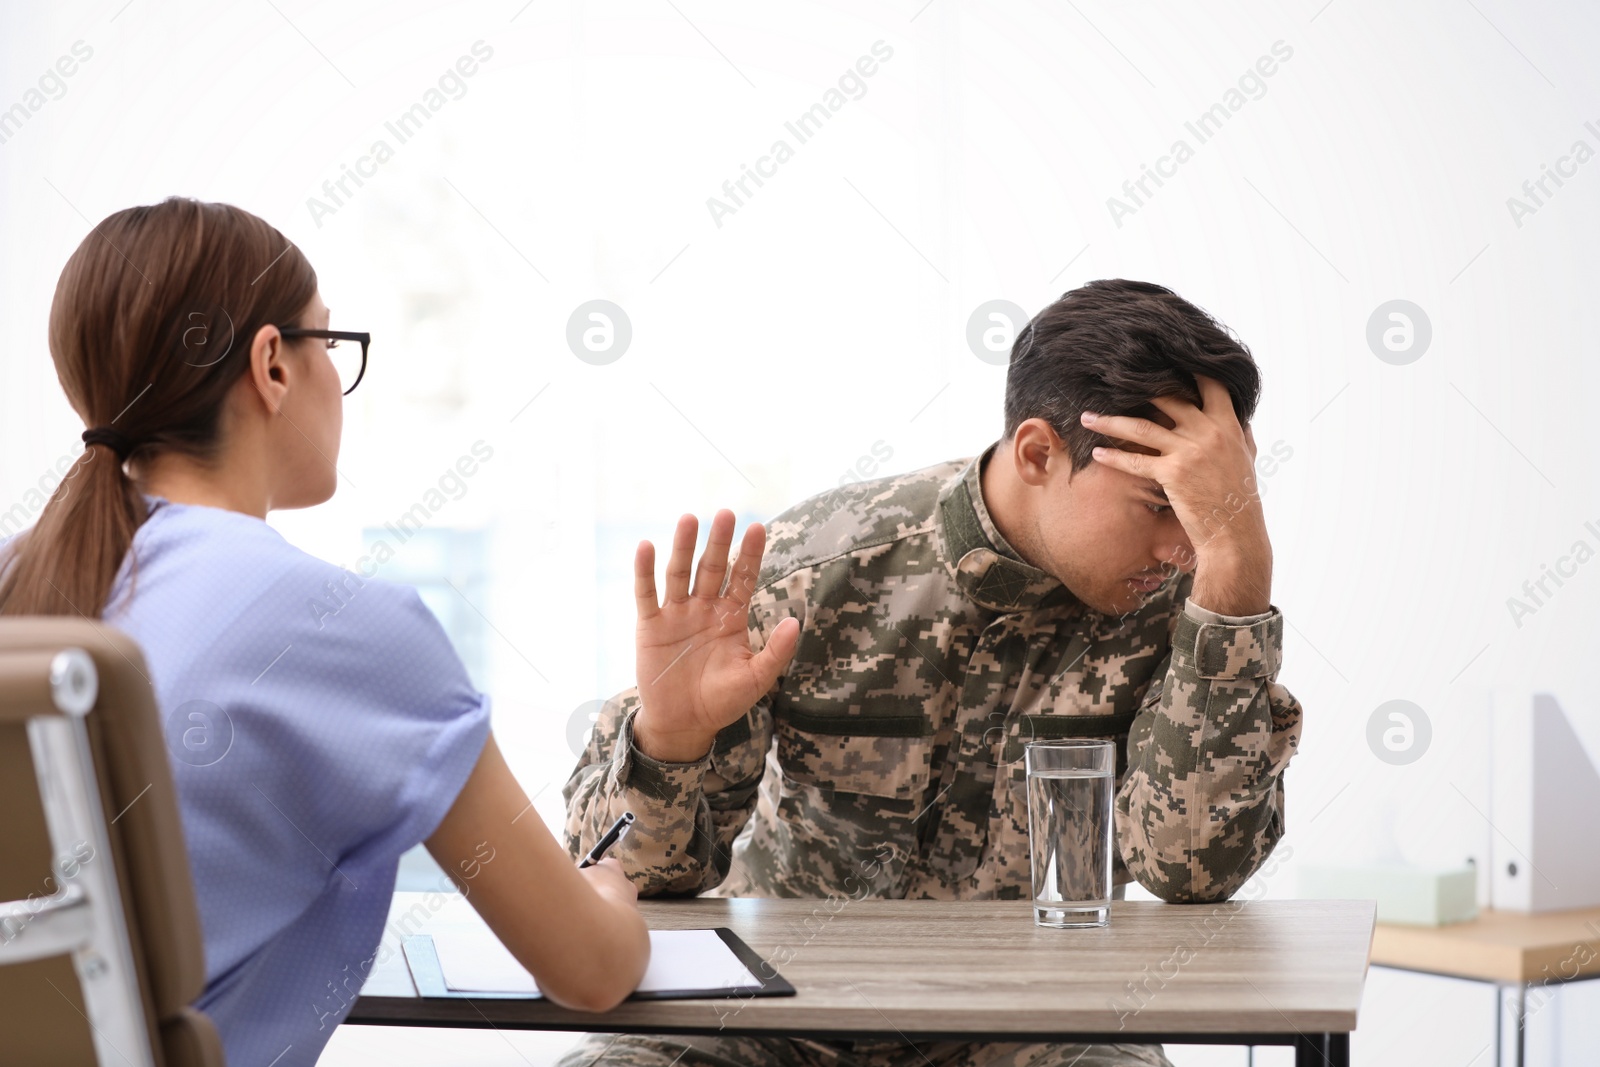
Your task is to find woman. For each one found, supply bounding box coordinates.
[0,197,649,1066]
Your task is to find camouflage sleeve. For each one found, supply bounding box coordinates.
[1114,600,1303,904]
[561,589,784,897]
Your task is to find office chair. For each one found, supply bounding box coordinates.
[0,619,223,1066]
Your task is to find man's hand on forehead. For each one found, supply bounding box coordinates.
[1089,394,1185,456]
[1078,374,1272,615]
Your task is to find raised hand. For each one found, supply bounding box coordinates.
[631,510,800,763]
[1081,374,1273,616]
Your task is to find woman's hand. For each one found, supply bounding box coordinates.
[425,735,650,1012]
[579,856,639,907]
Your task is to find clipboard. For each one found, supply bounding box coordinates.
[402,928,796,1001]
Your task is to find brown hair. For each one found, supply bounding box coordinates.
[0,197,317,617]
[1003,279,1262,471]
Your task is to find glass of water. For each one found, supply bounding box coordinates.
[1025,739,1115,928]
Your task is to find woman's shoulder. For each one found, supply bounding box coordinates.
[122,497,432,638]
[120,496,484,712]
[135,496,339,585]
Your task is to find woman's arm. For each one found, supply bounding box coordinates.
[425,732,650,1011]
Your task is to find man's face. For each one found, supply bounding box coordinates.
[1024,433,1196,617]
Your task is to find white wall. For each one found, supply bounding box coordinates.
[3,1,1598,1064]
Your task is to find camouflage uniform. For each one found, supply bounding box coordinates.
[561,447,1303,1067]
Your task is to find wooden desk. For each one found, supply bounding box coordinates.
[1370,905,1600,1067]
[1371,905,1600,984]
[350,893,1374,1067]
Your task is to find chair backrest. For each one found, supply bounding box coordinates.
[0,618,223,1067]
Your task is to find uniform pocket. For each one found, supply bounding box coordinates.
[774,709,933,801]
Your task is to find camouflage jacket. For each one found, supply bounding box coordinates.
[564,448,1303,903]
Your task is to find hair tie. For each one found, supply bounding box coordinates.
[81,427,136,461]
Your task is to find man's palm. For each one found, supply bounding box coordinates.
[633,511,799,759]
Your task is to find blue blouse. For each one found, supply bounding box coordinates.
[101,496,490,1067]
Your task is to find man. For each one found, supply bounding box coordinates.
[563,279,1303,1067]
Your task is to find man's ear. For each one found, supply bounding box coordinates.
[246,324,291,415]
[1010,418,1064,488]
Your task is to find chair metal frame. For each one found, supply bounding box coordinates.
[0,647,156,1067]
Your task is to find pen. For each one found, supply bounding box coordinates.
[577,811,636,868]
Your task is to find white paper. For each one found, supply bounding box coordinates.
[431,925,766,996]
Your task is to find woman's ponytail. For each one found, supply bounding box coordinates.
[0,442,145,615]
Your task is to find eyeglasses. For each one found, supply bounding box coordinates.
[276,328,371,396]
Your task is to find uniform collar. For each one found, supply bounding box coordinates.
[937,445,1077,613]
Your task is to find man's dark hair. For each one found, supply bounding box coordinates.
[1002,279,1262,471]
